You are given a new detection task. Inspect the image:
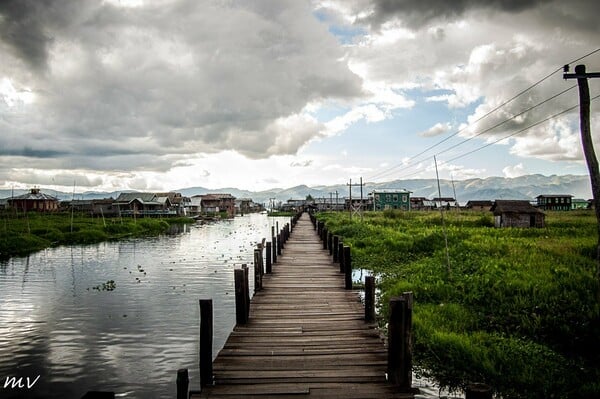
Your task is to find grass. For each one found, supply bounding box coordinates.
[317,209,600,399]
[0,211,195,258]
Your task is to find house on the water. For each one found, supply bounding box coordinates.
[114,192,174,217]
[465,200,494,211]
[7,188,59,212]
[200,194,236,217]
[536,195,573,211]
[371,190,411,210]
[491,200,545,228]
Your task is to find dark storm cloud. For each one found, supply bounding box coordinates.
[361,0,600,31]
[0,0,364,174]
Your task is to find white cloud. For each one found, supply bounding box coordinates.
[502,163,527,178]
[419,122,451,137]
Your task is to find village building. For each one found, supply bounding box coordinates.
[410,197,435,210]
[371,190,411,211]
[61,198,116,216]
[536,195,573,211]
[7,188,59,212]
[491,200,545,228]
[571,198,590,210]
[200,193,236,217]
[432,197,457,209]
[465,200,494,211]
[114,192,175,217]
[345,197,373,212]
[155,192,189,215]
[186,195,203,216]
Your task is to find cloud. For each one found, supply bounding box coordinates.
[503,163,527,178]
[290,160,313,167]
[419,122,451,137]
[0,0,363,174]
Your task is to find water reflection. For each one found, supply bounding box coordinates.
[0,214,289,398]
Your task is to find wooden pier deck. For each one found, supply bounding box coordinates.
[193,213,413,399]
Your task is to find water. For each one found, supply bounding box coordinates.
[0,213,290,399]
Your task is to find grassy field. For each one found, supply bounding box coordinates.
[0,211,195,259]
[317,209,600,399]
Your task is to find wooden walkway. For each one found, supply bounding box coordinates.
[193,213,413,399]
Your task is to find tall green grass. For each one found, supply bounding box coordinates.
[318,210,600,398]
[0,212,193,258]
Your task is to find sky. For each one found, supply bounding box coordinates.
[0,0,599,193]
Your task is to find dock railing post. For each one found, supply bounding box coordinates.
[365,276,375,322]
[277,233,282,255]
[343,246,352,290]
[254,248,262,292]
[322,227,328,249]
[333,235,339,263]
[338,242,344,273]
[387,292,413,391]
[234,268,248,325]
[176,369,189,399]
[199,299,213,388]
[328,231,333,255]
[266,242,272,273]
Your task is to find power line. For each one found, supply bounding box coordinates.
[374,84,578,181]
[390,93,600,180]
[366,47,600,182]
[441,93,600,166]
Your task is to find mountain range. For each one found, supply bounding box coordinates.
[0,174,593,206]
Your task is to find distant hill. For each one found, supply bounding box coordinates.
[0,174,592,205]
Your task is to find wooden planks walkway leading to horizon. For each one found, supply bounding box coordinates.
[192,213,413,399]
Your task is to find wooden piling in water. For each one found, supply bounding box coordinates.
[343,245,352,290]
[199,299,213,388]
[254,248,262,292]
[177,368,189,399]
[234,269,248,325]
[338,241,345,273]
[272,235,277,263]
[387,292,413,391]
[265,242,272,273]
[365,275,375,322]
[333,235,339,263]
[277,233,282,255]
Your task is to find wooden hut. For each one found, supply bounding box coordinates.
[491,200,545,228]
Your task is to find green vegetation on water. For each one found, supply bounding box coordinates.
[317,209,600,399]
[0,212,195,259]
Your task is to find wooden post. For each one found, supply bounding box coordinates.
[199,299,213,387]
[328,231,333,255]
[242,265,250,315]
[338,242,345,273]
[365,276,375,322]
[322,227,328,249]
[266,242,272,273]
[277,233,282,255]
[176,368,189,399]
[272,236,277,263]
[333,235,339,263]
[387,293,413,391]
[254,249,262,292]
[234,269,248,325]
[465,383,492,399]
[343,246,352,290]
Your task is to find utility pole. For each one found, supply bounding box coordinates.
[347,179,352,219]
[564,63,600,299]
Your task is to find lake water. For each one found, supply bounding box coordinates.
[0,213,290,399]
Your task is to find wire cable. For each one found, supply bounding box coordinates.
[366,47,600,182]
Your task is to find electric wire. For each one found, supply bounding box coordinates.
[366,47,600,182]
